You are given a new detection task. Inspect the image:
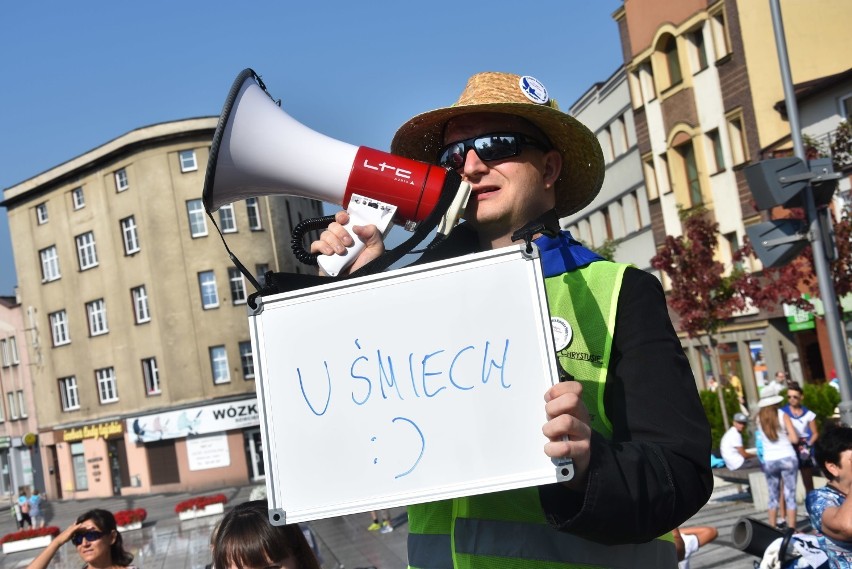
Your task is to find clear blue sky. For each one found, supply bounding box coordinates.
[0,1,624,295]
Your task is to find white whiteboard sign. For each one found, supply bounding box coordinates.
[251,245,563,524]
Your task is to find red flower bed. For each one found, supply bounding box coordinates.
[0,526,60,544]
[174,493,227,514]
[114,508,147,527]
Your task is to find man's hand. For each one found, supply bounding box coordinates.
[543,381,592,490]
[309,210,386,275]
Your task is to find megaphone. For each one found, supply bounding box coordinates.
[203,69,470,277]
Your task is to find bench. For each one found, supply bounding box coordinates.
[713,466,761,485]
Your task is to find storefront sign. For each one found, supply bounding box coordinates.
[186,433,231,471]
[62,420,125,442]
[127,398,259,443]
[784,302,815,331]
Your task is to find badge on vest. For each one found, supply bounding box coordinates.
[551,317,573,351]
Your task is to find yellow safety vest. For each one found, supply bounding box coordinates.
[407,262,677,569]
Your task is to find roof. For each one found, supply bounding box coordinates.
[774,67,852,118]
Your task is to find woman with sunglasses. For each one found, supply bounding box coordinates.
[28,508,134,569]
[782,382,820,493]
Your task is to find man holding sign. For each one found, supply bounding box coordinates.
[312,72,711,568]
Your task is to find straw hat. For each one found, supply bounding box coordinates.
[758,395,784,408]
[390,72,605,217]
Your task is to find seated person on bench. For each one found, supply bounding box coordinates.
[720,413,761,471]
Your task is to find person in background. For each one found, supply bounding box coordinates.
[720,412,761,471]
[806,423,852,567]
[367,509,394,534]
[17,489,31,529]
[312,70,712,567]
[212,500,321,569]
[762,371,789,398]
[782,383,819,493]
[757,395,800,530]
[28,489,45,529]
[28,508,135,569]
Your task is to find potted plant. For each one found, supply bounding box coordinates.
[174,493,227,521]
[114,508,147,532]
[0,526,60,554]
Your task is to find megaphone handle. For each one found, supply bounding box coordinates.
[316,197,397,277]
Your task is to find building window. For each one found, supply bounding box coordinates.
[638,61,656,104]
[0,397,5,422]
[727,113,749,165]
[0,340,7,367]
[179,149,198,173]
[219,203,237,233]
[675,141,703,207]
[246,198,262,230]
[36,203,48,225]
[710,8,731,60]
[120,216,140,255]
[842,95,852,121]
[17,391,26,418]
[199,271,219,309]
[132,285,151,323]
[142,357,161,395]
[114,168,129,192]
[75,231,99,270]
[7,393,17,420]
[8,336,18,365]
[612,115,628,156]
[229,267,247,304]
[187,199,208,238]
[598,128,614,164]
[725,231,743,271]
[40,245,61,282]
[210,345,230,384]
[60,376,80,411]
[706,129,726,173]
[689,28,708,73]
[71,442,88,490]
[661,35,682,89]
[255,264,269,287]
[240,341,255,380]
[86,299,109,336]
[96,367,119,404]
[72,187,85,209]
[658,153,672,194]
[49,310,70,346]
[643,156,659,200]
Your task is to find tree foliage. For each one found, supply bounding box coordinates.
[831,120,852,171]
[650,207,805,338]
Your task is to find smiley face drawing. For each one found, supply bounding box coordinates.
[371,416,426,479]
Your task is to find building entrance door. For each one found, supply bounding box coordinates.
[245,429,265,481]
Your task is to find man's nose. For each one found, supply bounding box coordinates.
[462,148,488,178]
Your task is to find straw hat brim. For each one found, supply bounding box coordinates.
[390,101,604,217]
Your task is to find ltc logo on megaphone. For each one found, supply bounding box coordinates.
[203,69,470,277]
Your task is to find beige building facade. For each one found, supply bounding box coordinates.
[2,117,323,499]
[613,0,852,405]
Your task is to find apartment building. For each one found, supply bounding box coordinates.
[563,66,657,274]
[612,0,852,403]
[0,294,42,496]
[1,117,323,499]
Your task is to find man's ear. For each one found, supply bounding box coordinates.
[543,150,562,189]
[826,460,841,479]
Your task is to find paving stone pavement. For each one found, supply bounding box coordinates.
[0,477,804,568]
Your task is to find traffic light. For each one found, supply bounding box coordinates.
[744,157,839,268]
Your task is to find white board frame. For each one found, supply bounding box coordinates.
[250,244,565,524]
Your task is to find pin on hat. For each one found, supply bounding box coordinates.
[390,71,605,217]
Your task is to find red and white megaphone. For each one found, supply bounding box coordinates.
[203,69,470,276]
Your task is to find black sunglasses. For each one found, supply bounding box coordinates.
[71,530,106,546]
[437,132,550,169]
